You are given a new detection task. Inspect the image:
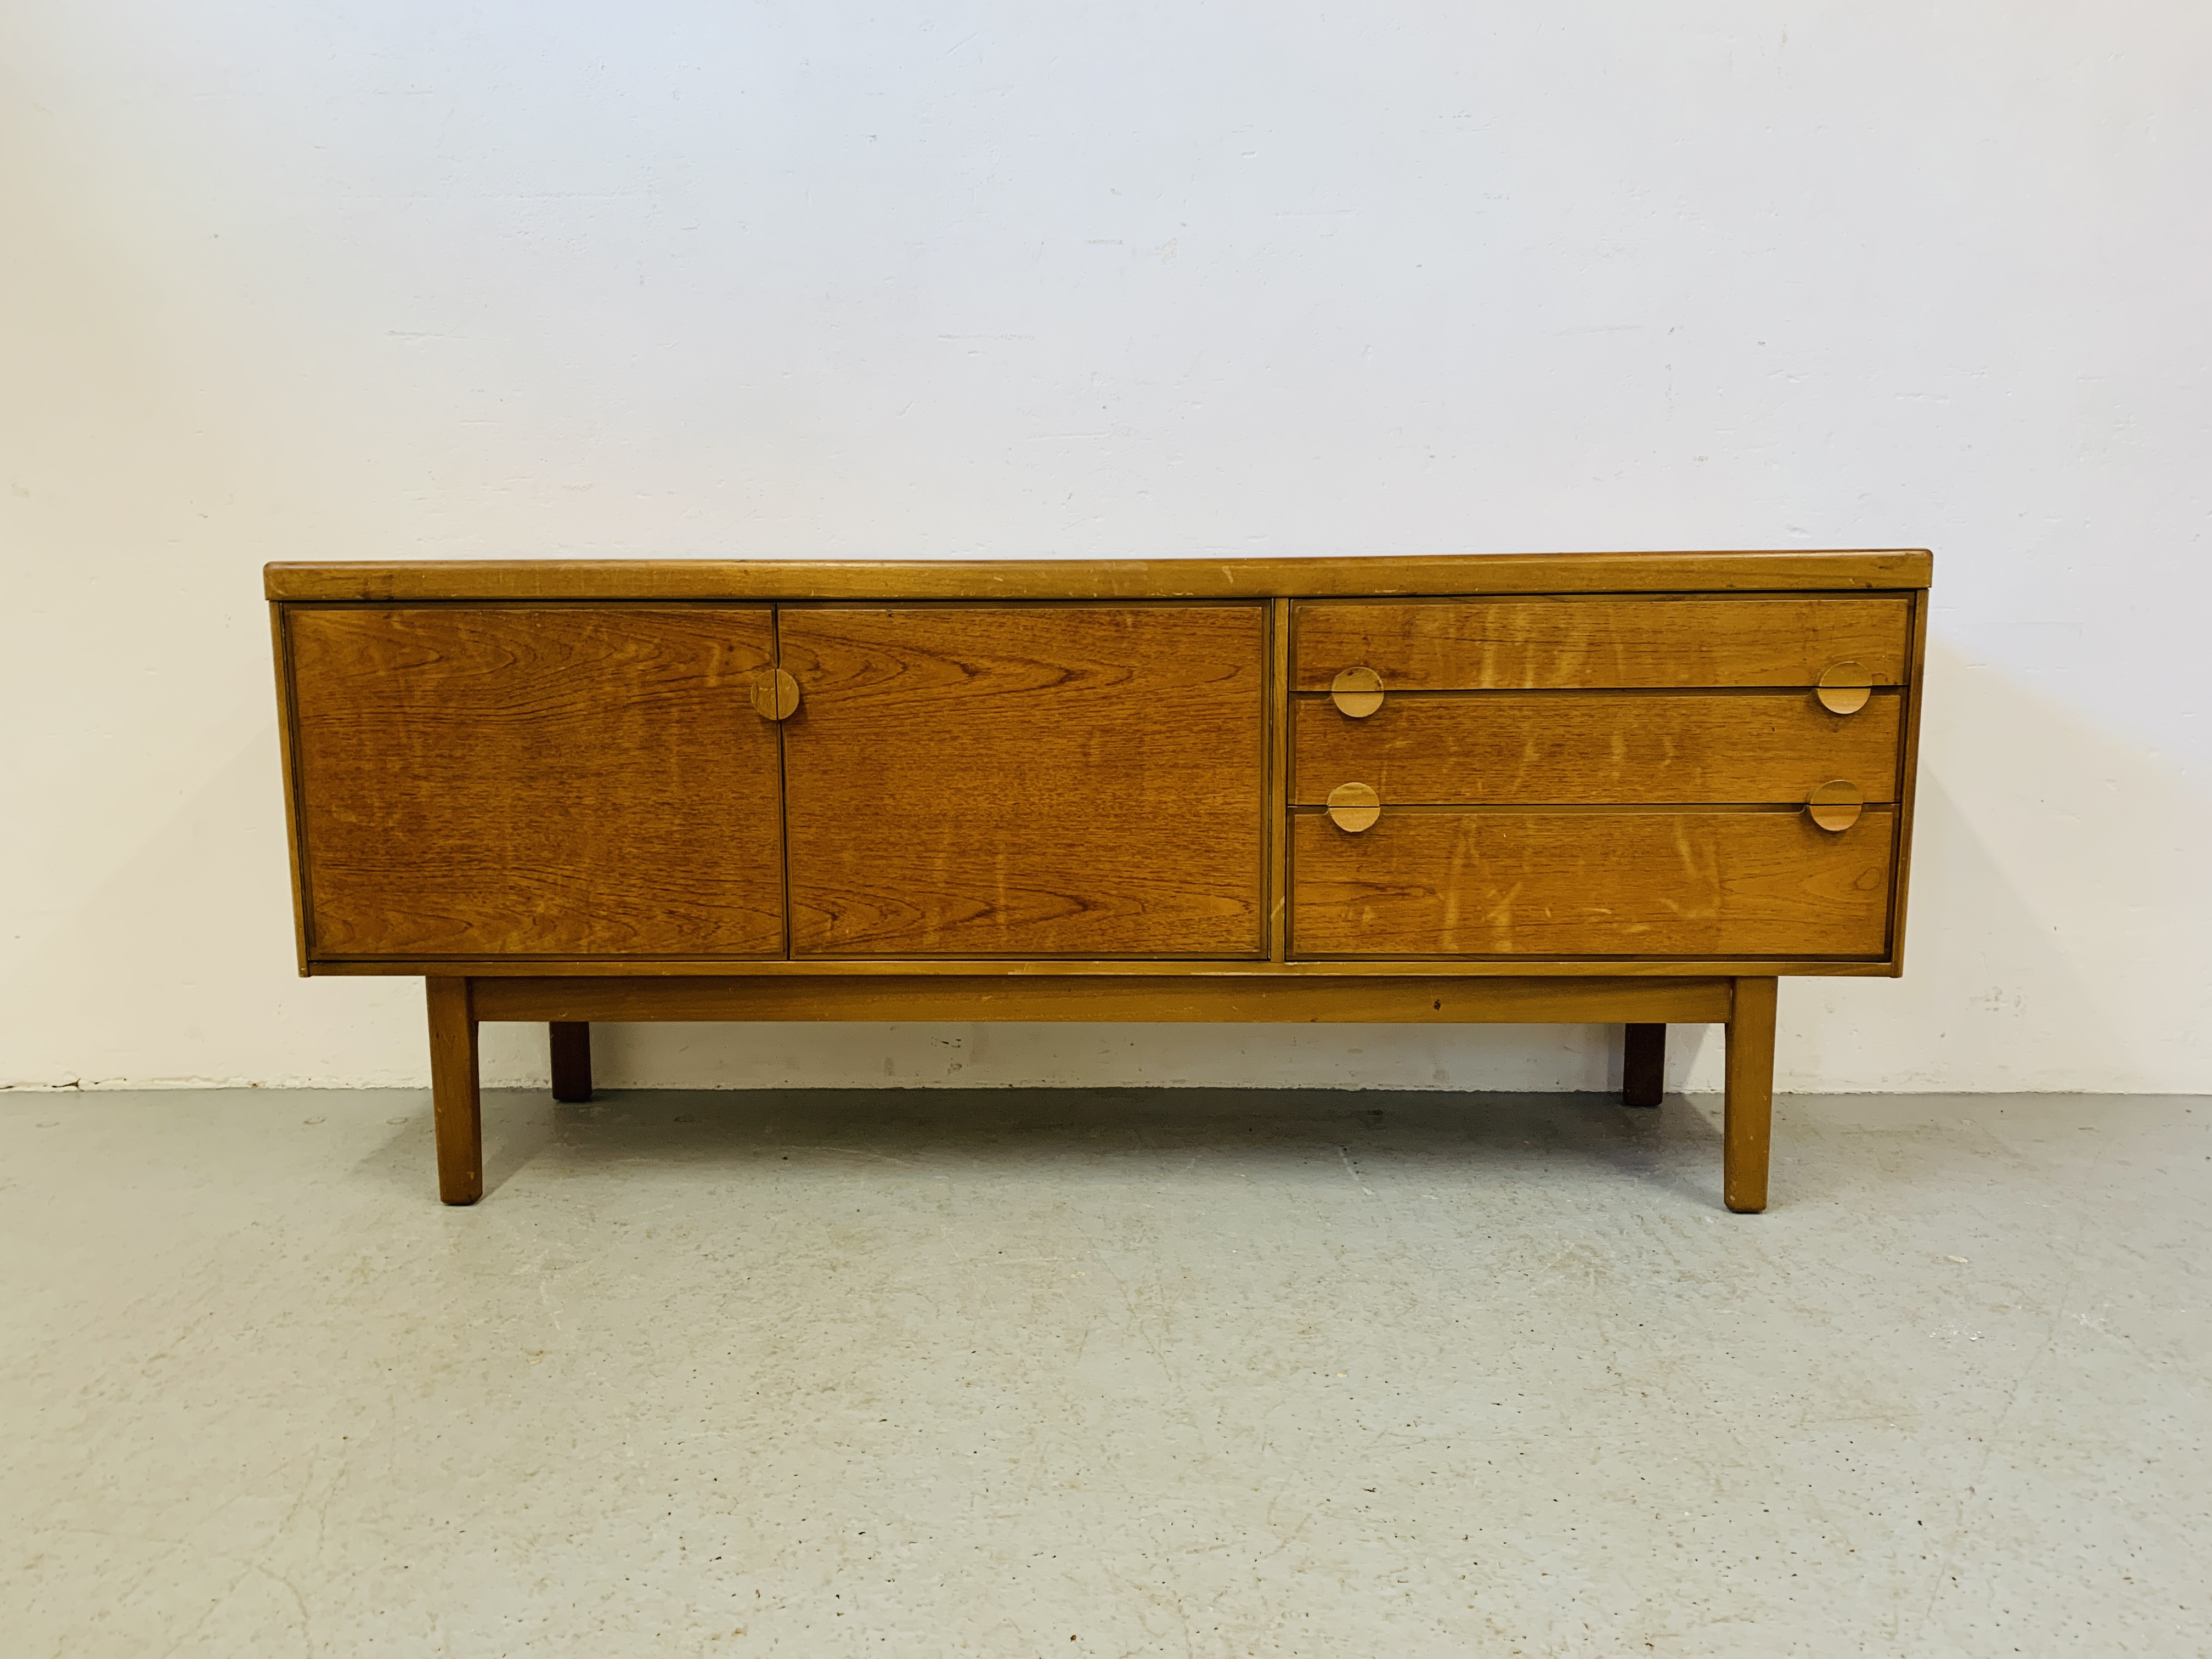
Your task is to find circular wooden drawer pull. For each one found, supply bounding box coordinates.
[1806,779,1864,832]
[1816,662,1873,715]
[750,668,802,721]
[1330,666,1385,718]
[1325,782,1381,833]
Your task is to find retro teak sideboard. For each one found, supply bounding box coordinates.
[266,550,1930,1211]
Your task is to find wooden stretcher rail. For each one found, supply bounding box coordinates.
[466,974,1736,1026]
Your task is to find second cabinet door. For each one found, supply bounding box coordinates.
[781,604,1266,957]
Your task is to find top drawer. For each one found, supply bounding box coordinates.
[1294,596,1912,691]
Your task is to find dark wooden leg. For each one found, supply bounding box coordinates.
[550,1022,593,1103]
[1622,1023,1664,1107]
[1723,977,1777,1214]
[426,976,483,1205]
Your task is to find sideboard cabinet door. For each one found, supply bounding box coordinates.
[285,605,787,960]
[780,604,1267,957]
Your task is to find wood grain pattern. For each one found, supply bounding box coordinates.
[780,605,1266,957]
[1294,689,1903,806]
[470,973,1734,1026]
[266,550,1935,603]
[1291,809,1895,958]
[1725,977,1778,1212]
[426,977,482,1205]
[290,606,786,957]
[1293,597,1912,691]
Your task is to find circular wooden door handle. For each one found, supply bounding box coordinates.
[1806,779,1864,831]
[750,668,802,721]
[1816,662,1873,715]
[1325,782,1381,832]
[1330,666,1384,718]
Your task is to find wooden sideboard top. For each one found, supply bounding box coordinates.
[265,549,1932,603]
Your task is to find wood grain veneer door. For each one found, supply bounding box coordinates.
[287,605,785,959]
[780,605,1266,957]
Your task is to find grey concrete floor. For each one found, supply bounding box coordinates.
[3,1086,2207,1657]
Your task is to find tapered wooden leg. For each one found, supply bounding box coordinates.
[426,977,483,1206]
[549,1022,593,1103]
[1723,977,1777,1214]
[1622,1023,1664,1107]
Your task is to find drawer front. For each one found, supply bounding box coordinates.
[781,603,1266,957]
[1295,596,1910,691]
[1293,691,1903,806]
[288,605,787,958]
[1291,809,1894,958]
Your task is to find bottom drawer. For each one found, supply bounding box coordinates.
[1291,809,1894,958]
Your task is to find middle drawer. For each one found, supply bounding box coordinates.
[1292,691,1903,806]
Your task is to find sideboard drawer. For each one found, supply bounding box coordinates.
[1294,596,1911,691]
[1291,809,1894,958]
[1293,691,1903,806]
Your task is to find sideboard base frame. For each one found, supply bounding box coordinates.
[424,974,1779,1214]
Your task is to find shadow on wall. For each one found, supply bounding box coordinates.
[0,707,424,1089]
[1783,638,2209,1092]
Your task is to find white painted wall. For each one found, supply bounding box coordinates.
[4,3,2207,1095]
